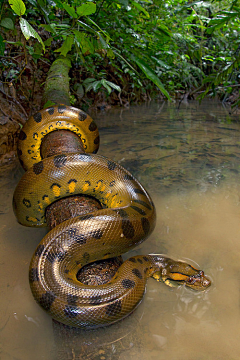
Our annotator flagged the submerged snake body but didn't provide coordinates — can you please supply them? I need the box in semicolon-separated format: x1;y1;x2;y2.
13;105;211;328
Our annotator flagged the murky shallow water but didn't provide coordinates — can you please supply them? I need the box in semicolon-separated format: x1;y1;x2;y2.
1;100;240;359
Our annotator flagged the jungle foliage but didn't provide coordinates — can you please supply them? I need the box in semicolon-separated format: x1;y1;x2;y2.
0;0;240;107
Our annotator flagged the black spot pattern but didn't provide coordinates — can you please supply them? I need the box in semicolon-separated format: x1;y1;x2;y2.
141;217;150;235
65;228;87;244
67;294;78;306
130;206;146;216
53;154;67;168
137;258;143;264
89;295;102;305
89;121;97;132
90;229;103;239
133;188;145;195
117;209;128;218
23;198;31;208
39;291;56;311
46;251;57;263
68;178;77;184
19;130;27;140
84;180;91;187
56;251;66;261
35;244;44;256
143;256;149;262
122;279;135;289
122;219;135;238
19;159;24;168
107;161;116;170
58;105;66;113
124;174;134;181
132;268;142;279
50;183;61;190
109;180;115;187
75;234;87;244
134;199;152;210
29;268;39;282
17;148;22;157
128;257;137;263
106;300;122;317
94;136;99;144
33;112;42;123
33;161;44;175
79;214;94;221
48;107;54;115
64;305;78;318
78;111;88;121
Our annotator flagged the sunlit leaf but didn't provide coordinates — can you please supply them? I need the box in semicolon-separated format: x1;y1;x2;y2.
8;0;26;16
20;18;45;51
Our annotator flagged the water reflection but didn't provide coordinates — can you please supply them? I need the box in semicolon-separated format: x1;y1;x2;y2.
1;100;240;359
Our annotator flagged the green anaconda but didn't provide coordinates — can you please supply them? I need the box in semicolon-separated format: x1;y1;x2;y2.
13;105;211;328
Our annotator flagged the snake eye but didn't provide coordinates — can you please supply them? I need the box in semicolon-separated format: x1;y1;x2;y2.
187;277;196;284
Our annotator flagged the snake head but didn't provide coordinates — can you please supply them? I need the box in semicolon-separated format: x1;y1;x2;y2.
151;256;211;291
181;270;211;290
163;265;211;291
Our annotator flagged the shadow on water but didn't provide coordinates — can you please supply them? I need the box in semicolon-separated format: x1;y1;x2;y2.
1;100;240;359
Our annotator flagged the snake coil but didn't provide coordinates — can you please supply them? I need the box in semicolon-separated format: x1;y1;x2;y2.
13;105;211;328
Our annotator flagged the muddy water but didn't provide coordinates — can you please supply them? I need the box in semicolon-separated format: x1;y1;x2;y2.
1;100;240;359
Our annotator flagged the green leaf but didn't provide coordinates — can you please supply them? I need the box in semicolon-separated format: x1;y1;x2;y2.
0;35;5;56
92;80;102;92
20;18;45;51
44;37;53;46
43;100;56;109
101;79;112;94
55;35;74;56
105;80;121;92
151;57;171;70
62;3;77;18
1;18;14;30
118;0;128;5
134;57;171;101
73;30;94;54
83;77;96;84
87;17;111;39
132;1;149;18
8;0;26;16
76;3;96;17
40;24;56;33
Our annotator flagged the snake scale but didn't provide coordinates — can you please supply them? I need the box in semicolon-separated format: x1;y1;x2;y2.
13;105;211;328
